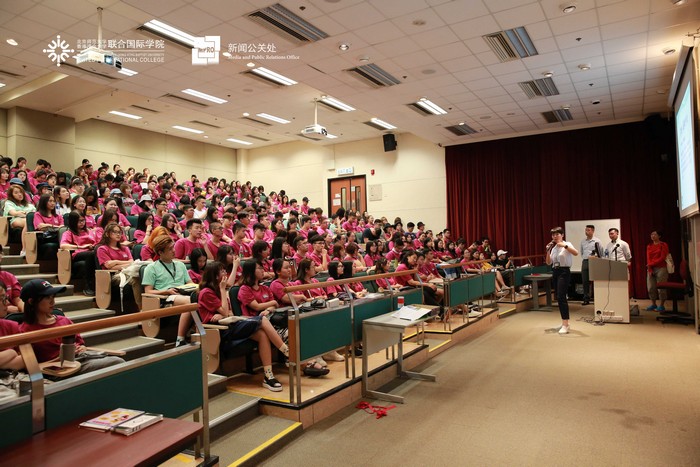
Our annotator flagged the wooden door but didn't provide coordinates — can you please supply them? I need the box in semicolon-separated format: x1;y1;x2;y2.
328;175;366;216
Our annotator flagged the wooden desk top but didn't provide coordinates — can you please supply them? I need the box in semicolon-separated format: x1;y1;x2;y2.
4;417;202;467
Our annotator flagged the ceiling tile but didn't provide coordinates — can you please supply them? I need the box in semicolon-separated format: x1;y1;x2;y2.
493;3;547;30
433;0;490;25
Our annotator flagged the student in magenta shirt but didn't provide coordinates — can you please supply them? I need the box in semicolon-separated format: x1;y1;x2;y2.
198;262;288;392
187;248;207;284
174;218;206;261
237;260;278;317
60;211;99;295
18;279;124;371
292;259;327;299
373;258;399;292
70;196;96;229
95;222;142;309
269;258;309;307
33;193;64;231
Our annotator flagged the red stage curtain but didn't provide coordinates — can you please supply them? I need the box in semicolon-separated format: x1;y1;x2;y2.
445;121;679;298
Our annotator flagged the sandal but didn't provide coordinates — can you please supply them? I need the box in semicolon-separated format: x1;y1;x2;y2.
303;361;330;377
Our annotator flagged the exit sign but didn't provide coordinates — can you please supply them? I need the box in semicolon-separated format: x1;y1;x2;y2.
337;167;354;176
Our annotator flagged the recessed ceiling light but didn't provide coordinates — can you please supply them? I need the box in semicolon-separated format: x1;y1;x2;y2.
172;125;204;134
543;71;554;78
249;67;297;86
663;47;676;55
0;83;6;88
227;137;253;145
203;135;209;138
118;67;138;77
256;113;291;124
109;110;142;120
242;112;250;117
140;19;195;48
339;43;350;51
246;62;255;68
561;105;571;110
416;97;447;115
578;64;591;71
6;39;18;46
326;134;338;139
561;4;577;13
370;118;396;130
222;52;232;58
181;88;228;104
671;0;686;5
320;96;355;112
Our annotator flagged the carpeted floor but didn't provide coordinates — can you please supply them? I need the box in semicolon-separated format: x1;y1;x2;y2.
262;304;700;466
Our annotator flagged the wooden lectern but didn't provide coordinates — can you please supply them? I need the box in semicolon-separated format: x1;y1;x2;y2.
589;256;630;323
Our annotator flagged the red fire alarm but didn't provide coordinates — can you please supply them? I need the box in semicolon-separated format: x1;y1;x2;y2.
371;169;375;175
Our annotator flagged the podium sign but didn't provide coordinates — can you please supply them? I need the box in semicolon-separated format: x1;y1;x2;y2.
588;257;630;323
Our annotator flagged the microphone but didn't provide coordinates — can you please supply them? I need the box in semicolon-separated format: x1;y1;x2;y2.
612;244;619;252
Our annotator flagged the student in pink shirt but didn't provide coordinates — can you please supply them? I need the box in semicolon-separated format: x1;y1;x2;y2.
96;222;142;308
133;212;154;244
205;221;227;260
307;235;329;273
19;279;124;371
152;197;168;228
187;248;207;284
293;258;327;299
174;218;206;261
0;283;24;370
297;215;314;239
231;223;252;259
299;197;310;215
363;241;380;268
217;244;242;287
373;258;400;291
198;261;288;392
344;242;367;272
60;211;98;296
33;193;64;233
252;240;274;280
292;236;309;265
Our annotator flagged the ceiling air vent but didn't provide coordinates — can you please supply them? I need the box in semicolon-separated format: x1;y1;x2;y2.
241;116;272;126
519;78;559;98
407;103;433;116
130;104;159;113
541;109;573;123
162;93;208;107
446;124;478;136
189;120;222;129
483;26;538;63
248;3;329;43
346;64;401;88
245;134;271;142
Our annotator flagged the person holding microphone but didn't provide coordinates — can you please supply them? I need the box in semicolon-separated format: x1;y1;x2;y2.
546;227;579;334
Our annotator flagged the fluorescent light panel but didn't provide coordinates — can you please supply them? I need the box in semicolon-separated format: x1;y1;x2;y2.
109;110;142;120
172;125;204;134
141;19;195;47
320;96;355;111
0;83;5;88
416;98;447;115
227;138;253;145
118;67;138;76
181;88;227;104
370;118;396;130
256;113;290;124
326;134;338;139
250;67;297;85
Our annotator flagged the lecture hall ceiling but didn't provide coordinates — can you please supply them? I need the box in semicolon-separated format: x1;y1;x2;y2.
0;0;698;149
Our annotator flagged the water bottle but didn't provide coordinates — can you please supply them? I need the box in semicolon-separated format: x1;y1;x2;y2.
604;249;609;258
397;296;404;308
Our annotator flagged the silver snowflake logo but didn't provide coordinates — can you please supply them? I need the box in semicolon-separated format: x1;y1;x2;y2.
43;35;74;67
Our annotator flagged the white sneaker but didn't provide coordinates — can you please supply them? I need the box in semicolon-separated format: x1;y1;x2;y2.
322;351;345;362
558;325;570;334
468;310;482;318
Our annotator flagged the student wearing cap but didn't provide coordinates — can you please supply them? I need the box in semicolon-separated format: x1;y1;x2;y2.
130;193;153;216
19;279;125;373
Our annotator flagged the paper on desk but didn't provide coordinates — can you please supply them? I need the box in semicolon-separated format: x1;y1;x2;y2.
391;305;429;321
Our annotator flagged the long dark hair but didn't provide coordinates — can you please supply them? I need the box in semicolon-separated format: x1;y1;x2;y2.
189;248;207;274
241;259;258;287
200;261;223;300
296;258;314;282
136;212;153;232
37;193;57;217
216;244;234;274
66;210;86;234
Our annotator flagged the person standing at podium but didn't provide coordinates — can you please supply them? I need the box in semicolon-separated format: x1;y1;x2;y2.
546;227;579;334
604;228;631;262
645;230;669;312
580;225;603;306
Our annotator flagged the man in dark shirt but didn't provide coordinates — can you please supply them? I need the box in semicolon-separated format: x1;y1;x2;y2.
362;219;384;243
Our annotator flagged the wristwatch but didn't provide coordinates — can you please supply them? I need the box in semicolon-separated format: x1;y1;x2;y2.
564;244;569;249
